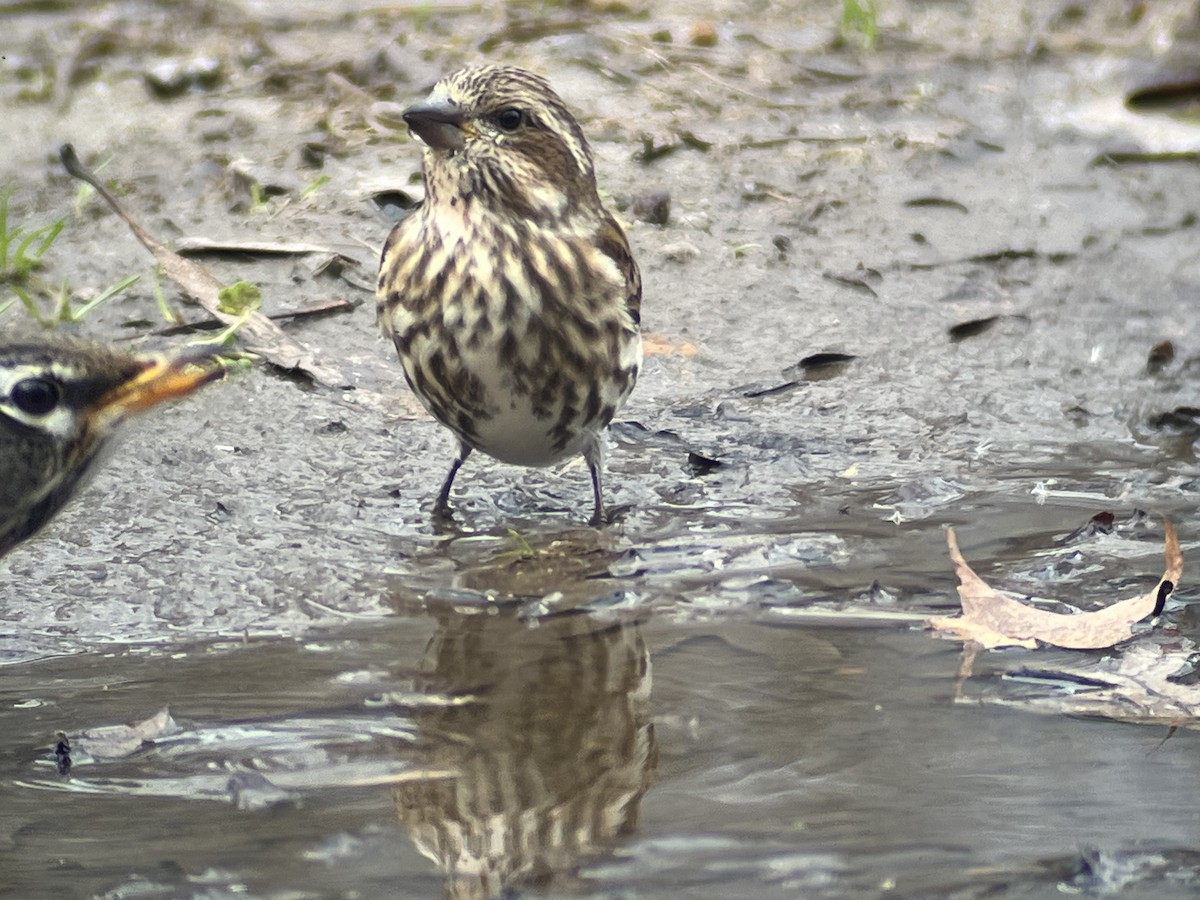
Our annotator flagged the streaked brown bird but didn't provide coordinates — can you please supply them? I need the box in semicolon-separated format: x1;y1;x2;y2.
0;333;224;558
377;65;642;525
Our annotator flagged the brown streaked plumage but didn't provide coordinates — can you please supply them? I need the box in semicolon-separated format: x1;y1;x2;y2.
376;65;642;525
0;333;225;558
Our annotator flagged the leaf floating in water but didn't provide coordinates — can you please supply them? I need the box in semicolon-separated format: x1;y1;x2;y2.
927;520;1182;650
67;707;179;760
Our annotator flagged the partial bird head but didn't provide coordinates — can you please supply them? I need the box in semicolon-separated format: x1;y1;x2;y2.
403;65;601;225
0;333;225;558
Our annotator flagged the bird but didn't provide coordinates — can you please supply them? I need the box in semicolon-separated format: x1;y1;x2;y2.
0;332;224;558
376;65;642;526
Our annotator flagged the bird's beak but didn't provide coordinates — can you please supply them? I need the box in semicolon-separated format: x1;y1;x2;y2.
91;350;225;425
403;99;466;153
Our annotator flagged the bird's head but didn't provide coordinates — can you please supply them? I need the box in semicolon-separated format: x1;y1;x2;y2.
0;334;224;556
403;65;601;225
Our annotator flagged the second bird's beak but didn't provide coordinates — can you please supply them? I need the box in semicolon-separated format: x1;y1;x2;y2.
91;350;225;428
403;100;466;153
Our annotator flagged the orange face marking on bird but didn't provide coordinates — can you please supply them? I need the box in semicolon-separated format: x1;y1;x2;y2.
0;335;229;558
89;350;226;429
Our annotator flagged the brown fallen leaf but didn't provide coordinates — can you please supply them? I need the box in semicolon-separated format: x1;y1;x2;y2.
928;520;1182;650
59;144;349;389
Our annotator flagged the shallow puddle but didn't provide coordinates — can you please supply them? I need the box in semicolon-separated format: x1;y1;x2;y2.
4;594;1200;897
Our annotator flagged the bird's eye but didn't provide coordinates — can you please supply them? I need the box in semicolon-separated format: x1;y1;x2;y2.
495;107;524;132
11;376;62;416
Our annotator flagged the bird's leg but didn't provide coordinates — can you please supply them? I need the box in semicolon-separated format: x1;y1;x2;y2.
434;444;472;520
587;455;605;527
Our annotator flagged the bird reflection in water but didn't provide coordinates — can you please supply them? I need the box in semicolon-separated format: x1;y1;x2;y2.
394;603;657;898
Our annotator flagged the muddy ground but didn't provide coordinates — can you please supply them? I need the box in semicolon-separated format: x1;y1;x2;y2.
2;0;1200;897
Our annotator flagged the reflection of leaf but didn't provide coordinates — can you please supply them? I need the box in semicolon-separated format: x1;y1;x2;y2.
982;642;1200;727
928;521;1182;650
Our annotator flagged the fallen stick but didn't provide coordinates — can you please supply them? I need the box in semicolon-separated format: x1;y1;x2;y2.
59;143;350;389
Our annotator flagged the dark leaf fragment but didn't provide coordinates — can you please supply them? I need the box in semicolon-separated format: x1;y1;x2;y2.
686;451;724;476
904;196;969;214
1127;74;1200;110
822;266;880;296
1147;339;1175;373
1149;406;1200;433
948;314;1030;342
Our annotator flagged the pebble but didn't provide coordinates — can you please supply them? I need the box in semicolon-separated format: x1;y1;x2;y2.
632;190;671;226
689;20;718;47
658;240;701;262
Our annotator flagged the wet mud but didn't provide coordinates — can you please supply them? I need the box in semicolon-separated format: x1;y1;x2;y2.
2;0;1200;896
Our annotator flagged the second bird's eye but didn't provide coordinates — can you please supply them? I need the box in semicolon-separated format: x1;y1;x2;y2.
495;107;524;132
11;376;62;416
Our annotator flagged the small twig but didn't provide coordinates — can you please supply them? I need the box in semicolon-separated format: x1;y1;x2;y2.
58;144;350;388
152;297;356;337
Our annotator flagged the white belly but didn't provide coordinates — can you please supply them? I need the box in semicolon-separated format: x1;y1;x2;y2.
473;398;592;466
449;340;603;466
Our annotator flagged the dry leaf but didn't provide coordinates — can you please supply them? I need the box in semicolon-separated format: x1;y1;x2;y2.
928;520;1181;650
59;144;349;389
